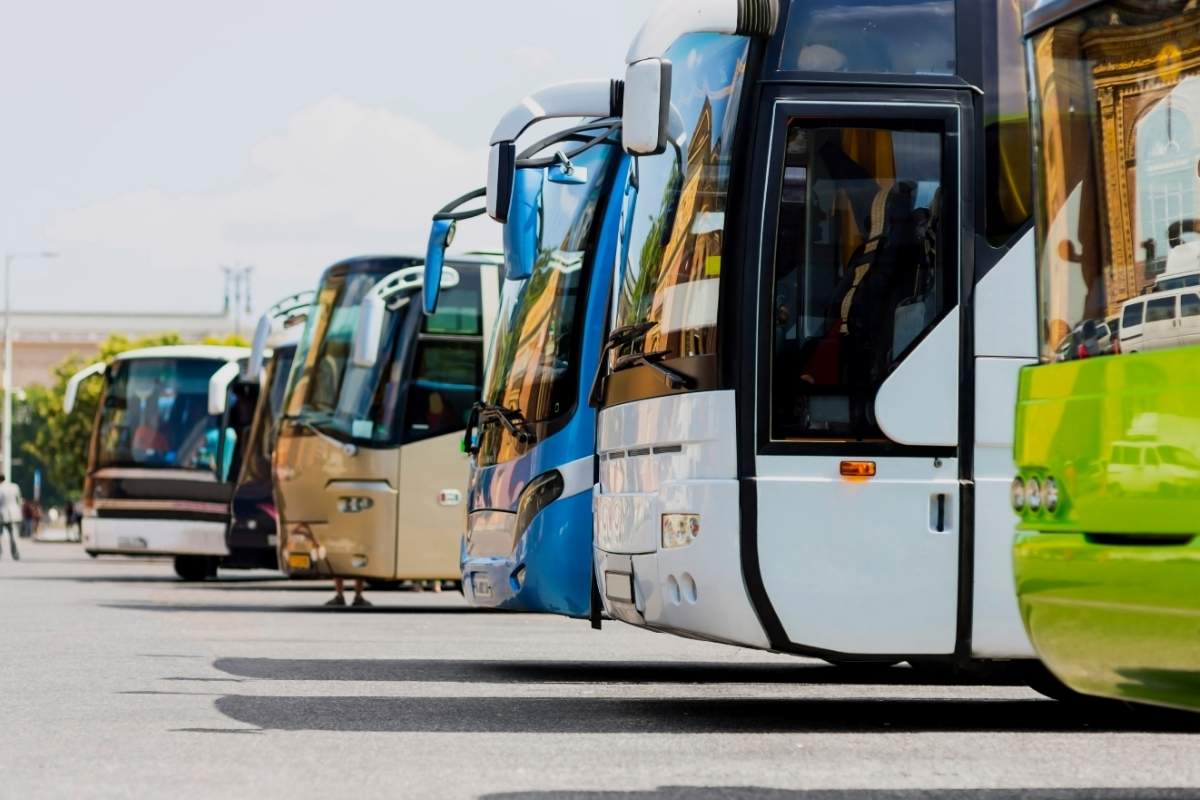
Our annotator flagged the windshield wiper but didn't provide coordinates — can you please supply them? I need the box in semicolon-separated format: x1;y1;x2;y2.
611;349;696;390
589;321;684;406
463;400;536;454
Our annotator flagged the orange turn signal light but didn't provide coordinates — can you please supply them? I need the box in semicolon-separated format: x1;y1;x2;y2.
840;460;876;478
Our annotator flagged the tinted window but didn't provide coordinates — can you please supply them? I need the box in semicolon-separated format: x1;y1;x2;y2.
339;269;482;446
478;139;618;467
238;345;296;486
1183;294;1200;317
779;0;955;75
768;123;950;441
985;0;1035;244
96;358;225;472
1122;302;1144;328
1030;3;1200;361
1147;296;1176;322
613;33;750;368
403;339;481;444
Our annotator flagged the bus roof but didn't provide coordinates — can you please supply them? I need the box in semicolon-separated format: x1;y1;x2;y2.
315;253;502;286
113;345;250;363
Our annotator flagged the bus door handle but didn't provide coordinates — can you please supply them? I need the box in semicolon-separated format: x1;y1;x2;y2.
930;493;951;533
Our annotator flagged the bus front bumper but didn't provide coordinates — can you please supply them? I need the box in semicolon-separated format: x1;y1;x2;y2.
1015;530;1200;712
83;517;229;557
461;491;593;618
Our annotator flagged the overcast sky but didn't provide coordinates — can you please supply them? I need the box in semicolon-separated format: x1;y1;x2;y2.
0;1;651;320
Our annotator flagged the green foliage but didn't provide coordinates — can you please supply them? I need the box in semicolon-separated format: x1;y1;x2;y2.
20;332;189;501
202;333;250;348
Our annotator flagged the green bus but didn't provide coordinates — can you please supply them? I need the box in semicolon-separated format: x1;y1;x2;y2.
1013;0;1200;711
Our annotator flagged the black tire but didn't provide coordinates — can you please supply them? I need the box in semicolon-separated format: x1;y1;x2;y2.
1024;663;1131;710
174;555;212;581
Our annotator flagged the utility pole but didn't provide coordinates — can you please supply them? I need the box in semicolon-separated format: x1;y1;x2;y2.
3;251;57;481
221;265;254;340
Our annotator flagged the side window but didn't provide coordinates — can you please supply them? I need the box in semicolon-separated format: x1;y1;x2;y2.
424;269;482;335
1182;294;1200;318
402;338;482;444
1122;302;1144;328
1146;447;1160;467
769;122;950;441
985;0;1036;244
1146;297;1177;323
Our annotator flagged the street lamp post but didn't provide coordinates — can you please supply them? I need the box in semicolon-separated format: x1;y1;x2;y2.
3;251;57;480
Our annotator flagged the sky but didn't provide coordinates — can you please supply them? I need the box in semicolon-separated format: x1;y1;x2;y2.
0;0;652;321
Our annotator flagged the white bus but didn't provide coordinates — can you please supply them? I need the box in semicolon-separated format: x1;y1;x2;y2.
66;345;251;580
592;0;1040;669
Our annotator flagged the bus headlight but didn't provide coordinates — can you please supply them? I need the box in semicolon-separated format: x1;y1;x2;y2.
1010;477;1025;512
1042;477;1059;514
514;470;564;543
1026;478;1042;513
662;513;700;549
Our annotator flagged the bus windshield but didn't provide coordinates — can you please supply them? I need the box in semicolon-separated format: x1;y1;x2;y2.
238;345;295;485
1030;1;1200;361
476;137;619;467
613;33;750;369
285;259;483;446
95;358;226;472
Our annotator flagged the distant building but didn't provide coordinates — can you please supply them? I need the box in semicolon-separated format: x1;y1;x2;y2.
5;309;236;389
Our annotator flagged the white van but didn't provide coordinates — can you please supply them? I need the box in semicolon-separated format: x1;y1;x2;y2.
1118;287;1200;352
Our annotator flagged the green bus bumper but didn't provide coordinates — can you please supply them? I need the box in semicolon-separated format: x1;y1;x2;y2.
1014;530;1200;711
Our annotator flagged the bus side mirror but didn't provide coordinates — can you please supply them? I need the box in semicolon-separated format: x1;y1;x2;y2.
487;142;516;223
424;219;455;315
503;168;544;281
64;362;105;414
352;293;387;369
208;362;241;417
623;58;672;156
244;313;272;383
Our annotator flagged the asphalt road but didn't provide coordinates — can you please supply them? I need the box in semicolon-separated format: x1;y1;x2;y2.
2;538;1198;800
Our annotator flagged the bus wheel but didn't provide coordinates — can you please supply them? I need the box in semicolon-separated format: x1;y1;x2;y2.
174;556;212;581
1025;664;1130;711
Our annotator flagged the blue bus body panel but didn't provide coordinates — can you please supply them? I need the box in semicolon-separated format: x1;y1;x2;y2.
461;155;629;618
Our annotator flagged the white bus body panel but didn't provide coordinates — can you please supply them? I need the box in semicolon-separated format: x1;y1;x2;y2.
969;231;1038;658
875;309;959;447
595;390;769;648
756;454;960;654
83;517;229;557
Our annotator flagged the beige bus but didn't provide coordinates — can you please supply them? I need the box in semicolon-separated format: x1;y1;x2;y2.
273;254;500;587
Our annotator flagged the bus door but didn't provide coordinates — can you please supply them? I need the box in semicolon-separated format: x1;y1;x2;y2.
750;95;968;656
393;265;497;579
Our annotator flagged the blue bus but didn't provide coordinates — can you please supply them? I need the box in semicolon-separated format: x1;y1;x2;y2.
424;80;627;618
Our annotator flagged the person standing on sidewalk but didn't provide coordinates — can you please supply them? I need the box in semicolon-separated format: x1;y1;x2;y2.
0;475;23;560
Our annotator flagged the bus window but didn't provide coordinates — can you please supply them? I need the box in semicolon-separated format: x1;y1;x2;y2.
96;358;223;472
985;0;1035;245
403;339;481;444
614;33;750;372
779;0;955;75
769;122;950;441
1030;6;1200;361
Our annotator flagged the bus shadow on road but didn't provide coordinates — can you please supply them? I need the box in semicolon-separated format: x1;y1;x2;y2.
482;790;1200;800
212;694;1196;735
211;657;984;686
479;790;1200;800
101;602;483;614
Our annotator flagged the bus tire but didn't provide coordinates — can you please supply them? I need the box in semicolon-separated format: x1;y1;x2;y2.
174;555;212;582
